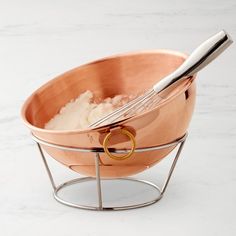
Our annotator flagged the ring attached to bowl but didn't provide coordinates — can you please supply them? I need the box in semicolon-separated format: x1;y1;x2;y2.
103;129;136;160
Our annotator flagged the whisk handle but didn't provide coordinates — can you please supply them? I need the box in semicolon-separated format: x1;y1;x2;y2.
153;30;233;93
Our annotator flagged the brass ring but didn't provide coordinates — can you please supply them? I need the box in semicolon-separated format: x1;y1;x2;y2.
103;129;136;160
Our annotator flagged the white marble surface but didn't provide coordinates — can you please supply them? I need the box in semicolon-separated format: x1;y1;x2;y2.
0;0;236;235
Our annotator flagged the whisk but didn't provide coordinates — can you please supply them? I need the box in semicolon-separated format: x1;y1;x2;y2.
89;30;233;128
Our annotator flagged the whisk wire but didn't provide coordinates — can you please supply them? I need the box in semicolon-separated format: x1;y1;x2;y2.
89;89;155;127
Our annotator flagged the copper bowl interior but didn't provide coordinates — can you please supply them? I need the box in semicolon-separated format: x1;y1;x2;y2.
24;51;189;129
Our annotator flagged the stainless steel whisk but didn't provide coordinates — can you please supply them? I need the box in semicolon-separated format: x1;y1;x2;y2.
89;30;233;128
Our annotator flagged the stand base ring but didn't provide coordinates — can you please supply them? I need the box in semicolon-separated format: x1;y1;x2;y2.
53;177;163;211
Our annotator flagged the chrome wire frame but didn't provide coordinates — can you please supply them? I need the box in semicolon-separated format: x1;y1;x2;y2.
32;133;187;211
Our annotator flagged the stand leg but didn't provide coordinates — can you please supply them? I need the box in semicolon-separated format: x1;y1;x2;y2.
94;153;103;210
36;143;56;190
161;139;186;195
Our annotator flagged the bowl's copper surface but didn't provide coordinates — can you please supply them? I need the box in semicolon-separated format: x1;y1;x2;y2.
21;50;196;177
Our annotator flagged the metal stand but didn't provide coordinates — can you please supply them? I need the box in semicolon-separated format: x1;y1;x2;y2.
32;133;187;211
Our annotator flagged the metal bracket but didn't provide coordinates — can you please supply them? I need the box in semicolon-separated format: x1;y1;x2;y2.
34;133;187;211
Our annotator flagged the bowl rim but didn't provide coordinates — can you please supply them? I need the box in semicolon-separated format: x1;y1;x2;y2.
21;49;194;134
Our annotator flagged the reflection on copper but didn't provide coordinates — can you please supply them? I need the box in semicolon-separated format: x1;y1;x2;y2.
21;50;196;177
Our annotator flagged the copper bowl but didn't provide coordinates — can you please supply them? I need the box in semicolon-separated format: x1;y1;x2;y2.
21;50;196;178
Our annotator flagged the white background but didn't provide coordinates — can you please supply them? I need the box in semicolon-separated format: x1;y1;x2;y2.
0;0;235;235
